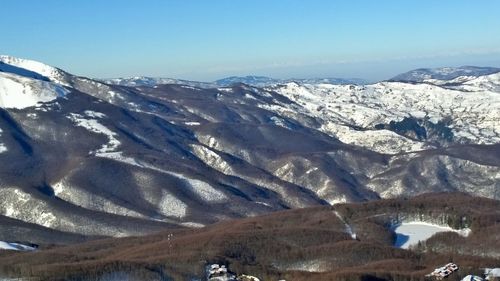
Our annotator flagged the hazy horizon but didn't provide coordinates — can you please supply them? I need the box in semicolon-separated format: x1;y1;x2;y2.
2;0;500;81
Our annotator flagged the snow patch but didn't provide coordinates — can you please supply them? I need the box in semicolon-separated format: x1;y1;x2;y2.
0;129;6;153
393;221;471;249
27;112;38;119
67;113;120;154
0;188;57;228
180;85;200;91
52;181;65;196
84;110;106;118
329;195;348;205
107;90;125;100
255;201;272;207
190;180;228;202
190;144;234;175
131;171;188;219
97;151;140;166
218;88;233;93
244;93;257;100
269;116;291;129
333;210;357;239
0;72;68;109
180;222;205;228
170;171;228;203
158;192;187;218
0;241;36;251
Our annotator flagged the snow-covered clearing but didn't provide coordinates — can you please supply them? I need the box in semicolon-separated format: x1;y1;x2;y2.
393;221;470;249
0;241;36;251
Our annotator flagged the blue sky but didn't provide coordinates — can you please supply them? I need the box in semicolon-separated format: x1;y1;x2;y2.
2;0;500;81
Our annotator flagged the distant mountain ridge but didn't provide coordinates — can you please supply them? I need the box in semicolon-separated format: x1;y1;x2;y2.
215;75;368;86
389;66;500;83
104;67;500;88
103;75;368;88
102;76;216;88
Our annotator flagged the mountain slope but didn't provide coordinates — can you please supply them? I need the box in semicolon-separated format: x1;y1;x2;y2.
0;56;499;241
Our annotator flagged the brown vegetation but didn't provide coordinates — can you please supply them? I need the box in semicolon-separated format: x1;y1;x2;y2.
0;193;498;281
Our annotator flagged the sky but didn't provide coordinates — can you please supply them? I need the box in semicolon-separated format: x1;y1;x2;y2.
1;0;500;82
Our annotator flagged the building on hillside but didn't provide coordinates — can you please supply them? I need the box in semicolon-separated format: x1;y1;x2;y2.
207;264;237;281
426;263;459;280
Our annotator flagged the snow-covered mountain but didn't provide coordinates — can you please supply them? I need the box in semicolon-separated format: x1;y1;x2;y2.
389;66;500;83
214;75;368;87
214;75;279;87
0;55;499;242
104;75;368;88
103;76;216;88
269;80;500;150
0;55;73;87
287;77;368;85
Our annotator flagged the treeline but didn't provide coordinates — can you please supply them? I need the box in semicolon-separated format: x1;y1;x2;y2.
336;192;500;230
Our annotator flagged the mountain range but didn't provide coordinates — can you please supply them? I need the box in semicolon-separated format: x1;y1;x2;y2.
102;75;368;88
103;66;500;88
0;55;499;244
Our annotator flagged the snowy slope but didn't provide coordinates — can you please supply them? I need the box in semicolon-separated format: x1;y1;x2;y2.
452;72;500;92
0;55;71;86
268;81;500;153
0;241;36;251
0;72;68;109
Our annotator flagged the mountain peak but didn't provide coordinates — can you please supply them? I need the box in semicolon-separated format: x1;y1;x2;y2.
0;55;71;87
0;55;70;109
